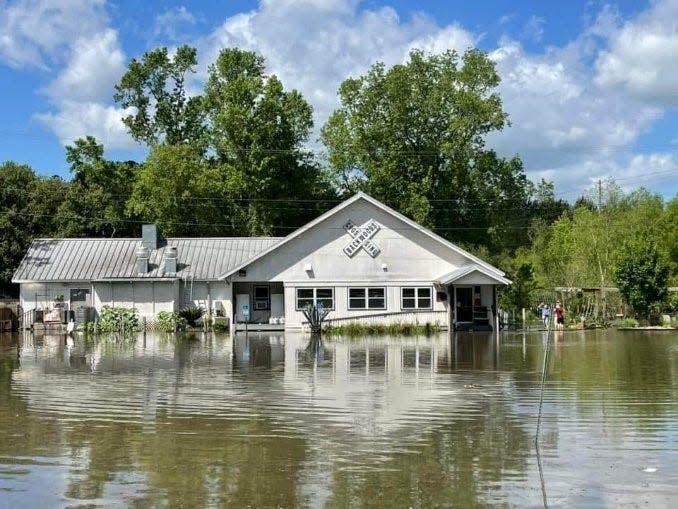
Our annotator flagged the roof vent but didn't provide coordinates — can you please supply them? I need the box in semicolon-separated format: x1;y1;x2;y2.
164;246;178;274
136;245;150;274
141;224;158;251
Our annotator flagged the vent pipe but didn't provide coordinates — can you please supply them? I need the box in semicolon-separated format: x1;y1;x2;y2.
136;245;150;274
164;246;178;274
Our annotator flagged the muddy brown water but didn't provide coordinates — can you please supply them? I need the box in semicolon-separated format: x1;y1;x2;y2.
1;329;676;508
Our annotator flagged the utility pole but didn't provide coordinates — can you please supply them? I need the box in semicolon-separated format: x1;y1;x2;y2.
598;179;602;212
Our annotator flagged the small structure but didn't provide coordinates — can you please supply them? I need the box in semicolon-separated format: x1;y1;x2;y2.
13;192;511;331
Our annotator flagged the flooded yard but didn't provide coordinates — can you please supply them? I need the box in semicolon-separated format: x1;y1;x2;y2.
1;329;677;507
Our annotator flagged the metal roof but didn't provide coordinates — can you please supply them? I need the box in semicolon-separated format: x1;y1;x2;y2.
12;237;281;282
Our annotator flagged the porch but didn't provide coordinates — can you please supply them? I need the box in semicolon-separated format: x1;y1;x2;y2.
233;282;285;330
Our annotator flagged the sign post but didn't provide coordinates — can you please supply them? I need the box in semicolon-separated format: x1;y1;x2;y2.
242;303;250;337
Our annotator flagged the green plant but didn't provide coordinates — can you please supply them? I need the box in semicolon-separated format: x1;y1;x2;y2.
178;306;204;327
212;320;229;332
617;317;639;328
323;321;441;336
98;306;139;334
156;311;187;332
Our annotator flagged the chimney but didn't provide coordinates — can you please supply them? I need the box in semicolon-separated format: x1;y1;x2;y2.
164;246;178;274
136;245;150;274
141;224;158;251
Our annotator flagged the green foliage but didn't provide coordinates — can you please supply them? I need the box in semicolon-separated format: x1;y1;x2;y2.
212;320;229;332
614;238;670;320
114;45;206;148
0;162;66;289
320;48;534;253
616;317;640;328
178;306;204;328
156;311;187;332
126;144;225;236
98;306;139;334
56;136;139;237
324;321;441;336
499;252;536;311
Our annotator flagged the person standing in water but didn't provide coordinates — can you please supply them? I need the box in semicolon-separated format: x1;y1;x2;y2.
554;301;565;330
539;303;551;329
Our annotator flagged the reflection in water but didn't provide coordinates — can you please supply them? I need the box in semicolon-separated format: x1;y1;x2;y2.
0;330;677;507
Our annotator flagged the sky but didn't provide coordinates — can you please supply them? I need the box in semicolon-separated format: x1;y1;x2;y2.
0;0;677;201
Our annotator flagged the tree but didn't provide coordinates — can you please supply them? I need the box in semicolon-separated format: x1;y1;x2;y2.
0;162;66;290
114;45;206;148
614;238;670;321
56;136;139;237
321;48;529;251
126;144;226;236
204;48;334;235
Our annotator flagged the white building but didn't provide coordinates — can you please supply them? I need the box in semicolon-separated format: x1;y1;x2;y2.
13;192;510;331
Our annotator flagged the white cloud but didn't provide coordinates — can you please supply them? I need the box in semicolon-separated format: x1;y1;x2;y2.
153;6;196;41
595;0;678;105
0;0;107;69
35;101;135;149
42;29;125;103
200;0;475;144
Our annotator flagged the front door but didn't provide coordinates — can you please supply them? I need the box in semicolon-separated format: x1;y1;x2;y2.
455;287;473;322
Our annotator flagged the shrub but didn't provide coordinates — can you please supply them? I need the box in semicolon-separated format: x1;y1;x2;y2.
617;317;639;328
324;321;441;336
178;306;204;327
157;311;187;332
99;306;139;334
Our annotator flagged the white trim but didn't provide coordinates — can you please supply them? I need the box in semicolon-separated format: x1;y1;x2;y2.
437;264;511;286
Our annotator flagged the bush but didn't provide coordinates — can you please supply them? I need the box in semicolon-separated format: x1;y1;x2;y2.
617;317;639;328
99;306;139;334
324;321;441;336
178;306;204;327
157;311;187;332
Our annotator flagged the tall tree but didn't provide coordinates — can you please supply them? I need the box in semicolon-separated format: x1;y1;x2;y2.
321;48;528;250
0;162;66;290
204;48;333;235
126;144;226;236
114;45;206;148
56;136;139;237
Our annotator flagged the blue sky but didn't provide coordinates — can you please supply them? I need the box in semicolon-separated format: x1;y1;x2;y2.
1;0;676;200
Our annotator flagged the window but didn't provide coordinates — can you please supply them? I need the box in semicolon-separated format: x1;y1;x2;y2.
348;287;386;309
401;287;432;309
296;288;334;310
254;285;270;310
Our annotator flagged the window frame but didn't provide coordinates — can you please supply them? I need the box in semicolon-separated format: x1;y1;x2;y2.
348;287;386;310
295;287;335;311
400;287;433;310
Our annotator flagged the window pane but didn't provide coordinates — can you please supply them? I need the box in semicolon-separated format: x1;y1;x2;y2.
402;288;415;298
402;298;416;309
368;298;385;309
349;298;366;309
368;288;384;298
418;298;431;309
316;288;333;299
317;298;333;309
255;286;269;298
349;288;365;299
297;289;313;299
297;298;314;309
417;288;431;299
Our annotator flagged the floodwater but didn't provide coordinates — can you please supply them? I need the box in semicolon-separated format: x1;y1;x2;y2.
0;330;676;508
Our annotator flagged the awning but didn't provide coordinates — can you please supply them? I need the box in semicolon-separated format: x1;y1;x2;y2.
437;264;512;286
